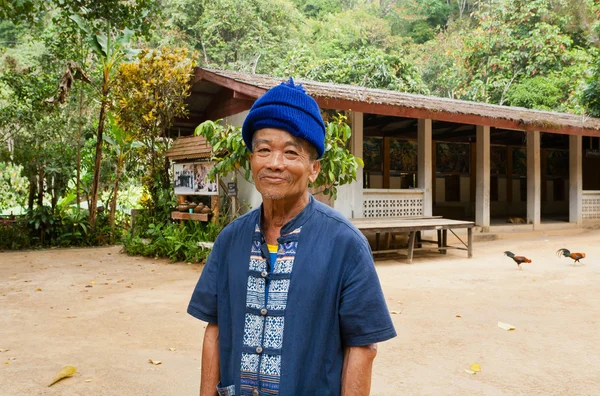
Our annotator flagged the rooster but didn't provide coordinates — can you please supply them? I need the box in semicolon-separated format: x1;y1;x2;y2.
556;248;585;265
504;251;532;270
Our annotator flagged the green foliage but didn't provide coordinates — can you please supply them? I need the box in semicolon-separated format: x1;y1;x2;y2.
167;0;303;73
195;120;252;180
122;220;223;263
0;162;29;212
316;114;363;199
279;47;429;94
583;52;600;117
0;219;30;250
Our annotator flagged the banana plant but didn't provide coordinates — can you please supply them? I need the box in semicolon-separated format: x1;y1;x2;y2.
103;112;143;233
70;14;139;230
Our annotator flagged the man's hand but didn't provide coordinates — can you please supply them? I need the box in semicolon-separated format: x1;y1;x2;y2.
200;323;220;396
341;344;378;396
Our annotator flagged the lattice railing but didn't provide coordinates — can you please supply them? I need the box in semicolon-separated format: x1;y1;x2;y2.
363;189;424;218
582;191;600;220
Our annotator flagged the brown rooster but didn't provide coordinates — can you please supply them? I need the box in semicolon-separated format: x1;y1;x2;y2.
556;248;585;265
504;251;532;270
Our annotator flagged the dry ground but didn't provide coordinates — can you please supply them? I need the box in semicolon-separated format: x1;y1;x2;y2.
1;229;599;395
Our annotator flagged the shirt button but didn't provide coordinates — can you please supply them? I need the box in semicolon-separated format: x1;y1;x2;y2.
261;271;268;278
256;346;263;354
260;308;267;316
252;390;259;396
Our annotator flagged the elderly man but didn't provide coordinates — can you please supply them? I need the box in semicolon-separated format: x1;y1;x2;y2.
188;79;396;396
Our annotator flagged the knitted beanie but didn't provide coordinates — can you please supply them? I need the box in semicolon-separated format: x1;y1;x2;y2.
242;78;326;158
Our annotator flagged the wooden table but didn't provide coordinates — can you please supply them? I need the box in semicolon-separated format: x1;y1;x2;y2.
350;217;475;263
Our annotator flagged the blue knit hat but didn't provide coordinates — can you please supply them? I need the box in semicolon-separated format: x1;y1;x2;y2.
242;78;326;158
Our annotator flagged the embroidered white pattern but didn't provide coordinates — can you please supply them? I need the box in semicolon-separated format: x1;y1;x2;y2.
241;352;260;372
243;313;265;347
263;317;285;349
238;225;302;394
267;279;290;310
249;257;267;271
246;277;266;309
273;259;294;274
260;355;282;376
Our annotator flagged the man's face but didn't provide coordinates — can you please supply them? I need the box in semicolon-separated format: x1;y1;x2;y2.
250;128;320;202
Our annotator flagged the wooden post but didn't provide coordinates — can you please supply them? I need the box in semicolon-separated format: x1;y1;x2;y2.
470;142;476;203
476;125;490;231
211;195;220;223
526;131;541;227
350;111;364;218
432;140;437;206
418;119;433;216
506;147;513;203
569;135;583;224
383;137;391;189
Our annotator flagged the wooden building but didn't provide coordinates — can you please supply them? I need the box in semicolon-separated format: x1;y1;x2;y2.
170;67;600;231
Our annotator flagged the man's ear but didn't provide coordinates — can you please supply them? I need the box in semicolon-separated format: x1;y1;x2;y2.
308;160;321;183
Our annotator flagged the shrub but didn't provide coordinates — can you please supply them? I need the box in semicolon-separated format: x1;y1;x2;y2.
122;219;224;263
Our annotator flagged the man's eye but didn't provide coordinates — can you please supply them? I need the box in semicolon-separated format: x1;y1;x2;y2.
286;150;298;156
257;148;270;153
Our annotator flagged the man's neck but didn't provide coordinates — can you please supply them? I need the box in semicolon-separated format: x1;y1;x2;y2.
262;193;310;243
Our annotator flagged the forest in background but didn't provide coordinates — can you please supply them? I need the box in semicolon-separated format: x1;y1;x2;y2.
1;0;599;253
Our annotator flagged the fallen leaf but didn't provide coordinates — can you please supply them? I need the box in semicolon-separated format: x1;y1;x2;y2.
8;357;16;361
498;321;515;331
470;363;481;372
36;288;42;291
85;379;92;383
0;349;9;353
67;316;77;319
464;369;476;375
148;359;162;365
456;315;462;318
90;281;96;284
48;365;77;387
24;280;31;282
85;285;93;288
169;348;176;352
390;310;402;314
5;361;9;365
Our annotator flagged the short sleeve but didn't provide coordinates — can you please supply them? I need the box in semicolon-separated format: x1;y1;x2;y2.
187;241;220;324
339;242;397;346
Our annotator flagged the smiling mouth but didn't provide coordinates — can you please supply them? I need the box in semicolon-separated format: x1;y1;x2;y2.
262;176;287;183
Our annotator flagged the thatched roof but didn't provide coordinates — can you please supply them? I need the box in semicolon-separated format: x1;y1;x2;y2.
165;135;211;161
176;68;600;138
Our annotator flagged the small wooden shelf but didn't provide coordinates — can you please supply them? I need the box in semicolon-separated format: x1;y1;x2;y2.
171;211;210;222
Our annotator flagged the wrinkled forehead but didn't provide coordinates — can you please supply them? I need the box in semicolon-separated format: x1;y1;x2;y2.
253;128;308;149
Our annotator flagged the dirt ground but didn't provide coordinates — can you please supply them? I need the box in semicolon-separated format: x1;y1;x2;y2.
1;228;599;396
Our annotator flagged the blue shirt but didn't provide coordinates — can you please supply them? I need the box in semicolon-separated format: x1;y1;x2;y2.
188;196;396;395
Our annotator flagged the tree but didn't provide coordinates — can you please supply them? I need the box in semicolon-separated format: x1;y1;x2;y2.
69;14;139;229
112;47;195;215
167;0;303;73
102;114;142;232
277;47;429;94
460;0;590;106
0;162;29;212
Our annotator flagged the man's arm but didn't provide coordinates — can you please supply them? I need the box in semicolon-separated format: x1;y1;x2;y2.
341;344;378;396
200;323;220;396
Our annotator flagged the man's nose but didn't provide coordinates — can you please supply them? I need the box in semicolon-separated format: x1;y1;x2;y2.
266;151;285;170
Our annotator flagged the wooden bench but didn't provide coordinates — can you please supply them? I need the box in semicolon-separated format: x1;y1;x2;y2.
350;217;475;263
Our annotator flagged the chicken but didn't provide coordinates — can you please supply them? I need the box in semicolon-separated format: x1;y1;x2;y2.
504;251;532;270
556;248;585;265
